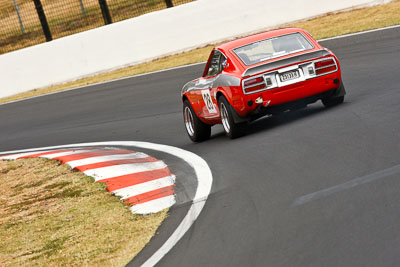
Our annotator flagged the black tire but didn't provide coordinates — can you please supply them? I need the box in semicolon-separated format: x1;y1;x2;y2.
322;95;344;107
183;100;211;142
322;83;345;107
218;96;247;139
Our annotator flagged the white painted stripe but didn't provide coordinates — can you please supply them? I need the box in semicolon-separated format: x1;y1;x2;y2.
130;195;176;215
112;175;176;200
41;149;101;159
84;161;167;181
318;24;400;42
1;25;399;108
0;150;56;159
66;152;149;168
0;61;206;107
0;148;104;160
292;164;400;207
0;141;213;267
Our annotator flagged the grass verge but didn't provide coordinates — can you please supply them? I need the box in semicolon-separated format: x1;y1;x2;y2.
1;0;400;105
0;158;167;266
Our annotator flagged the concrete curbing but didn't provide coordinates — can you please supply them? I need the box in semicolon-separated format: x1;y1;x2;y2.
0;146;177;214
0;141;213;266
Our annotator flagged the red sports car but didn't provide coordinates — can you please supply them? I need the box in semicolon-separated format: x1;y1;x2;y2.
182;28;346;141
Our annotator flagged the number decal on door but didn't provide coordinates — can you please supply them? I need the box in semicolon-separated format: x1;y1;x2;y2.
201;90;217;114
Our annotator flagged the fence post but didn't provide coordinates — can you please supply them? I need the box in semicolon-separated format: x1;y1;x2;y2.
164;0;173;8
79;0;86;18
33;0;52;41
13;0;24;34
98;0;112;25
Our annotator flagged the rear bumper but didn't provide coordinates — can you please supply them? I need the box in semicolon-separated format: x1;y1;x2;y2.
231;78;345;123
234;72;342;118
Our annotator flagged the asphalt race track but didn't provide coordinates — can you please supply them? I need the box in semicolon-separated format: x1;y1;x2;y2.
1;26;400;266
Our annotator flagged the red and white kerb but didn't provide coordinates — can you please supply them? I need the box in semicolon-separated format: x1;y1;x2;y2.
0;147;176;215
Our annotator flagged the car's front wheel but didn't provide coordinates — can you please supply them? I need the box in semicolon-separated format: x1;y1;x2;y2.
219;96;247;139
183;100;211;142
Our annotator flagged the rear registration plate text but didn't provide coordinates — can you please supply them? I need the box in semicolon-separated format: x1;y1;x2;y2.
280;70;300;82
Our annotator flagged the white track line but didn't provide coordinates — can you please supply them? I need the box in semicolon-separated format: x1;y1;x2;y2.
0;149;58;159
2;25;398;107
0;24;397;265
0;148;95;159
292;164;400;207
66;152;148;168
112;175;176;200
318;24;400;42
84;161;167;181
41;149;101;159
0;61;206;107
130;195;176;215
0;141;213;267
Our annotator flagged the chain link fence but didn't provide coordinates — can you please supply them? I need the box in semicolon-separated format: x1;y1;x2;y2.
0;0;194;54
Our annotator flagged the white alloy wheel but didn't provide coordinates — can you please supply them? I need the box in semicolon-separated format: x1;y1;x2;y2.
220;102;231;134
184;106;195;137
182;100;211;142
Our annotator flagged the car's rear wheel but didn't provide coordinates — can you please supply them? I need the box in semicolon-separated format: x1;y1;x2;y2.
183;100;211;142
322;83;345;107
219;96;247;139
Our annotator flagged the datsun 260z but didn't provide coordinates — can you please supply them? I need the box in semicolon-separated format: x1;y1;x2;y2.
181;28;346;142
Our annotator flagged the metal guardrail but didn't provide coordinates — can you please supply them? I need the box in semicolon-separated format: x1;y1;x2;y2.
0;0;194;54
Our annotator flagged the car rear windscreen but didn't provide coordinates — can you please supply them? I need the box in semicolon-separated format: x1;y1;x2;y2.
233;33;314;66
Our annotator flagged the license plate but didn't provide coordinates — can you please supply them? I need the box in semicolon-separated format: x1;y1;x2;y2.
280;70;300;82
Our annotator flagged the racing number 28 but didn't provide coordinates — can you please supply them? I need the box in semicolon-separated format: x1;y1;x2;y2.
201;90;217;114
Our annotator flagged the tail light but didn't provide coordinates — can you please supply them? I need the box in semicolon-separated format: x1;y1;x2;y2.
244;77;264;87
315;58;336;75
242;57;338;94
243;77;266;93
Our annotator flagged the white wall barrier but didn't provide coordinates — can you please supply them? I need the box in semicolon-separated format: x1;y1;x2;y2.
0;0;392;99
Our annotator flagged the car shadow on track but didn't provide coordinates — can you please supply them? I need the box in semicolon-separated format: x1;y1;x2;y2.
247;101;349;136
206;101;349;141
248;102;345;135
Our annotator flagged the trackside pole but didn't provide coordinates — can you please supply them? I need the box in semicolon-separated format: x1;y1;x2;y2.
164;0;173;8
33;0;52;41
98;0;112;25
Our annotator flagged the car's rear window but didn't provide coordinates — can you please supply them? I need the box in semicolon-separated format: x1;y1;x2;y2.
233;32;314;66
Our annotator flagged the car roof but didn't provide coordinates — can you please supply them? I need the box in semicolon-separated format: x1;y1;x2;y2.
216;28;310;52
